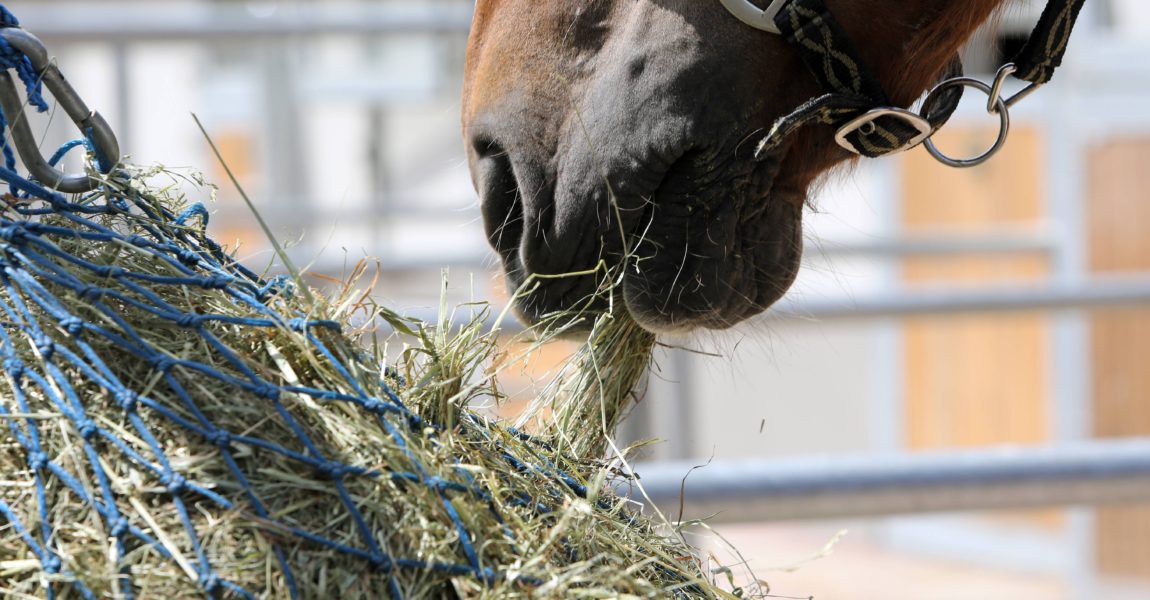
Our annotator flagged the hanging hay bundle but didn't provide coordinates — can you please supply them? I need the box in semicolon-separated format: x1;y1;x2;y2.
0;12;750;598
0;168;721;598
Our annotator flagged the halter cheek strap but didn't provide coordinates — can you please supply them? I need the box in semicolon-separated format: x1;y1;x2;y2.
764;0;961;159
1012;0;1086;85
722;0;1087;164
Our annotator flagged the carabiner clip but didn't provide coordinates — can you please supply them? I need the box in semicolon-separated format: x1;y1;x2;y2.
0;27;120;193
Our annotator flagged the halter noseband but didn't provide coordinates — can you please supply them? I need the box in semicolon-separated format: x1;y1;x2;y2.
720;0;1086;168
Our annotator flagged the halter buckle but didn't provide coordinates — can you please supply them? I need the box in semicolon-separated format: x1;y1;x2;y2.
834;108;932;156
718;0;790;35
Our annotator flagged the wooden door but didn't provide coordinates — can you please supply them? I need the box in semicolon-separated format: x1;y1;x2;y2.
901;126;1052;451
1088;139;1150;579
900;126;1058;528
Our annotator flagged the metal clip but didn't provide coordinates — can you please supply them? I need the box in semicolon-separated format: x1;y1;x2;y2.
987;63;1042;114
0;27;120;193
834;107;933;156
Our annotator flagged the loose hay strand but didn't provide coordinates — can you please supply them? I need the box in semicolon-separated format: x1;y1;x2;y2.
523;313;656;458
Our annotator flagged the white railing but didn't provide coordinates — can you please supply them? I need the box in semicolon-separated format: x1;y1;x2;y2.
627;438;1150;522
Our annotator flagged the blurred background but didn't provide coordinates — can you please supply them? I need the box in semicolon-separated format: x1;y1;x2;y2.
6;1;1150;598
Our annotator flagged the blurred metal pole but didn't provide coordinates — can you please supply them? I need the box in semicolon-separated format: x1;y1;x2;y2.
378;275;1150;333
769;277;1150;321
12;4;475;40
625;439;1150;523
261;41;309;228
112;42;132;157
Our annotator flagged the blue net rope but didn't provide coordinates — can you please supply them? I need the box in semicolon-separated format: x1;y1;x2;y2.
0;16;663;598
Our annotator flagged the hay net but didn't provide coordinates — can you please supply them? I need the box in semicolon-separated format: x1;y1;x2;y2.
0;6;710;599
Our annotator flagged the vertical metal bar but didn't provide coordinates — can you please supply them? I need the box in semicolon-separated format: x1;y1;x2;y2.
669;347;694;460
639;346;696;461
112;42;132;158
367;106;390;253
615;370;652;456
872;158;905;456
1043;22;1098;593
261;39;309;233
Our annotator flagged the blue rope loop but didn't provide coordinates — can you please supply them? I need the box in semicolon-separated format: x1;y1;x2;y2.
48;139;91;169
116;390;139;412
0;15;49;199
0;6;19;28
0;35;47;112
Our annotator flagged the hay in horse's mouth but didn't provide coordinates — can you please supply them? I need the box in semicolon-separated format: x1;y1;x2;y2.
490;146;802;334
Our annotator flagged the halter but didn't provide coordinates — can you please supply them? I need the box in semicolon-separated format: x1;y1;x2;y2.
719;0;1086;167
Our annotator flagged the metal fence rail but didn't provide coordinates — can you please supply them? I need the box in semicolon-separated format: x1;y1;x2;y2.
12;3;475;39
772;275;1150;321
387;274;1150;334
625;438;1150;523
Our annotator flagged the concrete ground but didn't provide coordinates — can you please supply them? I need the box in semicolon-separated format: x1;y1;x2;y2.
698;522;1073;600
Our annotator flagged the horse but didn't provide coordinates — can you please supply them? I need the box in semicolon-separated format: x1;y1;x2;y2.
461;0;1078;333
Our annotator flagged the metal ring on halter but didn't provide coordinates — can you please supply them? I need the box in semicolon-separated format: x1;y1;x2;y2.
921;78;1010;169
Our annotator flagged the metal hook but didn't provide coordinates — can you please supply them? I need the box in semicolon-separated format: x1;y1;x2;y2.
0;27;120;193
986;63;1043;114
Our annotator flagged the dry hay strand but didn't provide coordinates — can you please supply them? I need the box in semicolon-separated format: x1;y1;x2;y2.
519;313;656;459
0;166;744;599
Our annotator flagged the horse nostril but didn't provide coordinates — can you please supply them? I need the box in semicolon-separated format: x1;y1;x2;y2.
473;139;524;257
472;134;505;160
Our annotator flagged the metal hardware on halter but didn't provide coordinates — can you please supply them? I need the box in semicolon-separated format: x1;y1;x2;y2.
722;0;1083;169
987;63;1043;114
922;77;1011;169
834;108;932;156
718;0;790;35
0;27;120;193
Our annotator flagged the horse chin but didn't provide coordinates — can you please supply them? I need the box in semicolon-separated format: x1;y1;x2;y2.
619;175;804;333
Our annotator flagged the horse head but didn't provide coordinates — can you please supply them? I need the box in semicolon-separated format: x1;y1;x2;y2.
463;0;1004;332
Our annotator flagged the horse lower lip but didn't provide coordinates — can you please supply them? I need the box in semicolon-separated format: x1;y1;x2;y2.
614;158;799;331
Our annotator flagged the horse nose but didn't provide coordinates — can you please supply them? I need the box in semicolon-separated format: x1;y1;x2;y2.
471;136;525;260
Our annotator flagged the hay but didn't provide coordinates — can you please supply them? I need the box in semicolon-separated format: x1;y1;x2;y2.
0;161;746;598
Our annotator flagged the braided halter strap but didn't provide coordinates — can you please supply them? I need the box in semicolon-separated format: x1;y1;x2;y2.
720;0;1086;167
